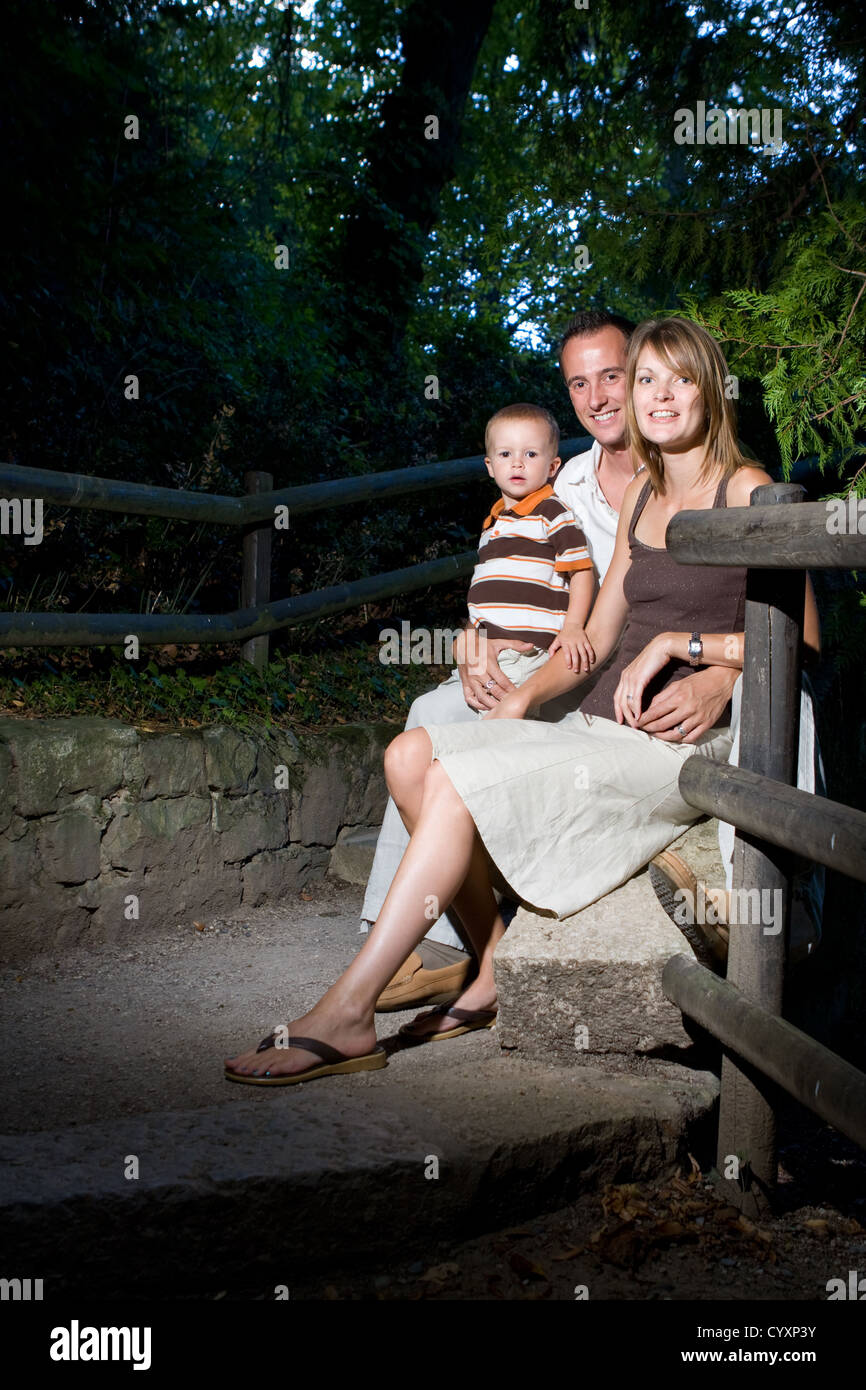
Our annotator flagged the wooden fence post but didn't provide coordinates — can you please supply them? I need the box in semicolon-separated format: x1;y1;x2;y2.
241;471;273;670
716;482;806;1216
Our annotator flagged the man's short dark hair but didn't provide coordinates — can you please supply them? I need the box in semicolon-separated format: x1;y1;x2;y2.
558;310;637;367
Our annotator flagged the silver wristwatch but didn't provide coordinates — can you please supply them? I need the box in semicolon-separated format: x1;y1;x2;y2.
688;632;703;667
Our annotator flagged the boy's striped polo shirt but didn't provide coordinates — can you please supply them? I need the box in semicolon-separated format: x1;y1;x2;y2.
466;483;593;649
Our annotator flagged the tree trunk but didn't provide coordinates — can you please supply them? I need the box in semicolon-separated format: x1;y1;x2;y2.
334;0;496;364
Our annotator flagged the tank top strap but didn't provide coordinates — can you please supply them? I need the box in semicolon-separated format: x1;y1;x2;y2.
712;475;729;508
628;479;654;543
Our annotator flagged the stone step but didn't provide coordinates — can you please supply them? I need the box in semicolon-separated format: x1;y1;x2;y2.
494;819;724;1061
329;825;379;885
0;1056;718;1297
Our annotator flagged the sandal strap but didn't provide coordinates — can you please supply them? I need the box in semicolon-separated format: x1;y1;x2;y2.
441;1006;497;1023
255;1032;347;1064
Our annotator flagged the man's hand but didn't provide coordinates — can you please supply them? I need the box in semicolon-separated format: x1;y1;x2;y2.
549;624;596;673
636;665;738;743
454;628;535;712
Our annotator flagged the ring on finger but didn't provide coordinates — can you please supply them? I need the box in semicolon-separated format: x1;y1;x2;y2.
676;724;686;738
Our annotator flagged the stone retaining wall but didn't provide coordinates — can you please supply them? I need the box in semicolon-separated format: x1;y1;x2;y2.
0;716;390;955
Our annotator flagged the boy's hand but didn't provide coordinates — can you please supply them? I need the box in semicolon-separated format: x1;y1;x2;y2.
549;625;596;673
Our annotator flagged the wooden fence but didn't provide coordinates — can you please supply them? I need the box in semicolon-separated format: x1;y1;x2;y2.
0;439;590;667
664;482;866;1217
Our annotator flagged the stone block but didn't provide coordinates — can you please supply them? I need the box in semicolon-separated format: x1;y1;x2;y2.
493;818;726;1061
89;863;243;942
203;727;257;794
0;718;134;816
242;846;330;906
249;729;301;794
35;808;102;885
101;795;212;872
329;826;378;885
125;732;207;800
212;792;288;864
290;727;387;846
0;817;37;902
0;742;14;834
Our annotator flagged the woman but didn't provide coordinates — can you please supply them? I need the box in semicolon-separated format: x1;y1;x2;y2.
225;317;820;1083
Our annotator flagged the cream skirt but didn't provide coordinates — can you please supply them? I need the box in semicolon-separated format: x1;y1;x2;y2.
422;711;733;920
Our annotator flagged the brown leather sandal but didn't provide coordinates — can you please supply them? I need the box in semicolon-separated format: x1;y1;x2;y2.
224;1033;388;1086
398;1004;497;1043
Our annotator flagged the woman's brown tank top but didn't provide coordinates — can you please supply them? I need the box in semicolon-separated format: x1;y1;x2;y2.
579;476;747;723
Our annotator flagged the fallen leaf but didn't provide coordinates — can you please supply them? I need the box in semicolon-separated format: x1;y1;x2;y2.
804;1218;830;1234
420;1261;461;1283
508;1252;548;1281
194;921;206;932
652;1220;688;1239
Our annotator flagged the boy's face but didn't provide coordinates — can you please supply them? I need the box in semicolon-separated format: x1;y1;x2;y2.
484;418;560;507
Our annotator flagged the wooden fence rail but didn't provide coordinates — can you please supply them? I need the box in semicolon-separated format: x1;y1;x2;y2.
0;438;590;525
663;956;866;1152
678;759;866;884
0;440;588;668
668;498;866;568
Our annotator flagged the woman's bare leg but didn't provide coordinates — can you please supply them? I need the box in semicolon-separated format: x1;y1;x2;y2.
225;736;501;1076
387;735;505;1035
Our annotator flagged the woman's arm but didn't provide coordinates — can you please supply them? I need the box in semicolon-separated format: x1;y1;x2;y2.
620;466;823;728
484;474;643;719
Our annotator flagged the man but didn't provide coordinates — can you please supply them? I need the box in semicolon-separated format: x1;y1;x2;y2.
363;310;740;1009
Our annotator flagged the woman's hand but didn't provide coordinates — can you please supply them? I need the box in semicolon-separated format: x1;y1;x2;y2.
613;634;672;728
482;688;531;721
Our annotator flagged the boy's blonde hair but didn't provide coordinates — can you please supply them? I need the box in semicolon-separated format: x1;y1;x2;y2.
625;318;752;493
485;403;560;457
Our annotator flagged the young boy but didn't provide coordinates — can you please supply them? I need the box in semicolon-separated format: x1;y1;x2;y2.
462;401;596;683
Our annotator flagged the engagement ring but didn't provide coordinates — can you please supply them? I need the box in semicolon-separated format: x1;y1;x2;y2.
677;724;686;737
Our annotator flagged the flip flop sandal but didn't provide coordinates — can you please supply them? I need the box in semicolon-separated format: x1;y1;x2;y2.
398;1004;497;1044
224;1033;388;1086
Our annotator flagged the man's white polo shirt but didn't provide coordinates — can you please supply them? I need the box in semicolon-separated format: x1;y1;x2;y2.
552;438;619;583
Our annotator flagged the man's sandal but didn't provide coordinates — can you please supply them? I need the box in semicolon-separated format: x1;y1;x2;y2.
224;1033;388;1086
398;1004;497;1043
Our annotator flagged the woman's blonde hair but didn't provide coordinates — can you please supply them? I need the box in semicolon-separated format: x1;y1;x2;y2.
625;317;752;493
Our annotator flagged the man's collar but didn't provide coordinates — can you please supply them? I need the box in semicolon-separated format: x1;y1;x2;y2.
482;483;554;530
